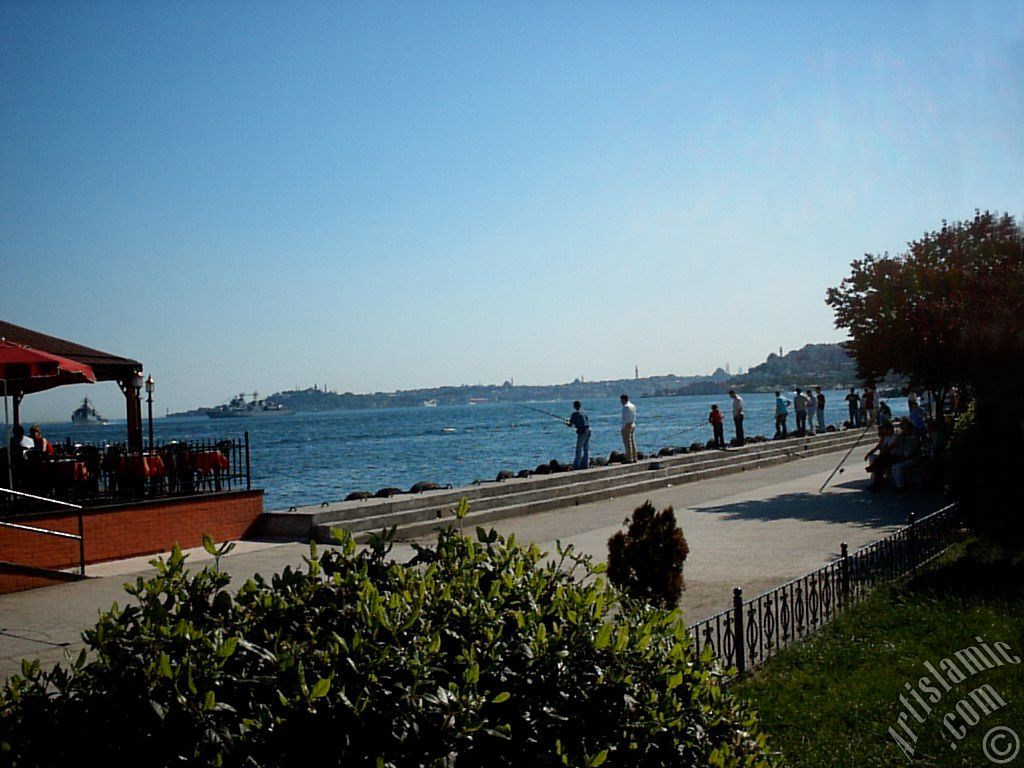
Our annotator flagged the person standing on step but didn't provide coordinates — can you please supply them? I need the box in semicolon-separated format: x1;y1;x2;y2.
845;387;861;428
863;385;876;426
806;386;818;435
816;387;826;432
566;400;591;470
729;389;745;446
793;388;809;433
708;404;725;449
620;393;637;462
774;390;791;438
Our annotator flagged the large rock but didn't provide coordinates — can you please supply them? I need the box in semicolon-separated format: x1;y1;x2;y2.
374;487;404;498
409;481;449;494
495;470;516;482
344;491;373;502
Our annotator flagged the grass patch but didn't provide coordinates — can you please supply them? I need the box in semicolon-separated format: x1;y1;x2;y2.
735;539;1024;766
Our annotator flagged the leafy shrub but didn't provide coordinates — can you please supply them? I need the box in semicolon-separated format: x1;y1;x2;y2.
606;501;689;609
946;402;1024;546
945;403;978;518
0;501;774;767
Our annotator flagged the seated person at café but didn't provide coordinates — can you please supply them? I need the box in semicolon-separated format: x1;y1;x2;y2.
28;424;55;456
8;426;35;479
9;424;34;458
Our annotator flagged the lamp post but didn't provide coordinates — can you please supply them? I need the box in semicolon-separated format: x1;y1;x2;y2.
130;371;144;452
145;375;155;450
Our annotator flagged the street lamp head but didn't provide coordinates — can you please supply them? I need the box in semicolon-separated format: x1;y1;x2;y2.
145;374;155;394
131;371;144;390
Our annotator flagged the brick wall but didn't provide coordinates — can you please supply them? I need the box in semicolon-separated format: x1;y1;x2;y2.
0;565;80;594
0;490;263;593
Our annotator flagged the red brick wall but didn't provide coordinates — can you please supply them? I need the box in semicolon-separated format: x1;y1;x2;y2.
0;565;80;594
0;491;263;593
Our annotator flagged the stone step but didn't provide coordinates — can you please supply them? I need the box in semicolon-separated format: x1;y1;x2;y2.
260;430;862;539
308;430;865;543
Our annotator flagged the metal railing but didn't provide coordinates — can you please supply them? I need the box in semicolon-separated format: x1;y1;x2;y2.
1;433;251;514
0;487;86;578
688;503;960;675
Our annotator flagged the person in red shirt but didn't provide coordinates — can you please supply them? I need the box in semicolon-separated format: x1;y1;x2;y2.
708;404;725;449
863;386;876;425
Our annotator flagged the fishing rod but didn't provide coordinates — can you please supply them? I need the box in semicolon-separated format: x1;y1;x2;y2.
513;402;571;423
678;420;709;436
818;423;876;494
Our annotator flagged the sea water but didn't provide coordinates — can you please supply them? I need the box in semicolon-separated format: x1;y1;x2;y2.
41;390;905;511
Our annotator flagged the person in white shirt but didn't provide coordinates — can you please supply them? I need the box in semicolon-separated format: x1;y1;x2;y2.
728;389;745;446
620;393;637;462
793;388;810;432
806;386;818;435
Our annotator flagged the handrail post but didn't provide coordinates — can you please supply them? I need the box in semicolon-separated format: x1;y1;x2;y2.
733;587;745;676
840;542;849;606
244;431;251;491
77;509;85;577
907;510;917;570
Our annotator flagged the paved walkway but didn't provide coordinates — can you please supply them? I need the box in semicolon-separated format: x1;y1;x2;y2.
0;450;944;683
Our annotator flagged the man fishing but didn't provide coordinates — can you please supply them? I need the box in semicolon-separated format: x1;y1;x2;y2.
566;401;591;470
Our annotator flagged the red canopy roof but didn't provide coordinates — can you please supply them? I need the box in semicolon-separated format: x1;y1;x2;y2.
0;339;97;394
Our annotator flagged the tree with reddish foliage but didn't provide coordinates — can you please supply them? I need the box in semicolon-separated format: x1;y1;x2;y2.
826;210;1024;411
827;211;1024;543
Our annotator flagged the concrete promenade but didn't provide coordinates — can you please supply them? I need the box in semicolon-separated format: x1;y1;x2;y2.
0;447;945;683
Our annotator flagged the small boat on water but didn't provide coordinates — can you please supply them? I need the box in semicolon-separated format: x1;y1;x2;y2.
71;397;108;426
206;392;292;419
423;399;438;407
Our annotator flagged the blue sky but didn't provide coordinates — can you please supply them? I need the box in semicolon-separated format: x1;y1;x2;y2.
3;1;1022;421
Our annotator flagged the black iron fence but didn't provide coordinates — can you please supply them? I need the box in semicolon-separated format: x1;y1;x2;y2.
688;503;960;675
2;433;251;514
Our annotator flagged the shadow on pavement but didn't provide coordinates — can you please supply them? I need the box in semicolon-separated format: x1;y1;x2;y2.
694;486;947;529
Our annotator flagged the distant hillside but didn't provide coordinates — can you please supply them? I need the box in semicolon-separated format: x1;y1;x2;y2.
169;342;875;416
657;343;869;396
741;343;858;388
170;372;729;416
267;369;730;412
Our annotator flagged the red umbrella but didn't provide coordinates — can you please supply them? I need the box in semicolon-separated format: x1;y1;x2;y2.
2;339;96;490
0;338;96;394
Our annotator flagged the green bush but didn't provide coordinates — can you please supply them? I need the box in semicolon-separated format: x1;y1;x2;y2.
0;501;775;767
606;501;689;609
945;403;978;519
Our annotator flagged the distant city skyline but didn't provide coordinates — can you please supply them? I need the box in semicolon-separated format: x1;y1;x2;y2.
4;2;1022;422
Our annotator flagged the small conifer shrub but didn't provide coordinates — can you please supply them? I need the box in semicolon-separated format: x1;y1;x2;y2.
607;500;690;609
